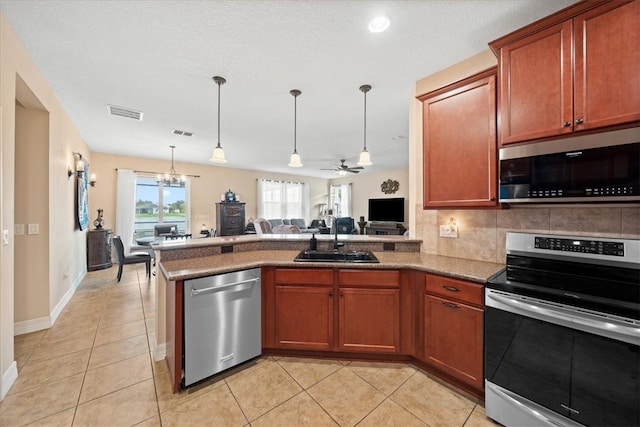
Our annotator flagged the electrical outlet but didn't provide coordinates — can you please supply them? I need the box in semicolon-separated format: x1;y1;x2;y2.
439;224;458;238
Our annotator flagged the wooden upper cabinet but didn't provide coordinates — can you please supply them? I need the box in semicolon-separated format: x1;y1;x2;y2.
491;0;640;145
574;0;640;131
497;21;573;144
418;68;498;208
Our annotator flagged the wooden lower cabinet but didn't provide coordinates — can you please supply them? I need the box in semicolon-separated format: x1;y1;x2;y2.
267;267;401;354
275;285;334;350
339;287;399;353
423;274;484;390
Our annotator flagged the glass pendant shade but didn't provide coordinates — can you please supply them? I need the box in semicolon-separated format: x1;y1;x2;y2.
157;145;187;187
357;149;372;166
210;144;227;163
288;151;302;167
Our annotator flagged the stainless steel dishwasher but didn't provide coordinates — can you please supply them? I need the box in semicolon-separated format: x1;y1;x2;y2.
183;268;261;387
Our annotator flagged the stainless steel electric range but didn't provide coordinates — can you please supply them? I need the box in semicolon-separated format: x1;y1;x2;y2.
485;232;640;427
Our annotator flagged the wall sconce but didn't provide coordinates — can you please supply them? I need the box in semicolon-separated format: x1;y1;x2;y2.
68;152;96;186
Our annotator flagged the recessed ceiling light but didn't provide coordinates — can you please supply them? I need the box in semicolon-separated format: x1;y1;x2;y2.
368;16;390;33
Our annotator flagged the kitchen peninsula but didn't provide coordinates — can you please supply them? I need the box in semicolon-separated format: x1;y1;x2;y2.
153;234;504;398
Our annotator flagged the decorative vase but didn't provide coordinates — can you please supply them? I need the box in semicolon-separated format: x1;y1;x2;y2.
93;209;104;229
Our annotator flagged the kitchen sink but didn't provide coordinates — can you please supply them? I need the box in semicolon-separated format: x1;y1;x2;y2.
294;250;379;263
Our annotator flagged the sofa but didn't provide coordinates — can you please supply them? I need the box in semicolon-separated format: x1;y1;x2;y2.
254;218;301;235
266;218;319;233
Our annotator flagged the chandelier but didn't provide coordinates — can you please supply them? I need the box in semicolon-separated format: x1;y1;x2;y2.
157;145;186;187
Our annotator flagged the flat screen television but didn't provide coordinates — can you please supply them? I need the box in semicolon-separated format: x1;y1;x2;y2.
368;197;404;223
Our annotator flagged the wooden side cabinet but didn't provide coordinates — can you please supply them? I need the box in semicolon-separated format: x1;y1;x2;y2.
87;229;112;271
215;202;246;236
491;0;639;145
417;68;498;208
272;268;334;350
338;269;400;353
423;274;484;390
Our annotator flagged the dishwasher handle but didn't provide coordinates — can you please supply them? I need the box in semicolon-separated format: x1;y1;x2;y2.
190;277;259;297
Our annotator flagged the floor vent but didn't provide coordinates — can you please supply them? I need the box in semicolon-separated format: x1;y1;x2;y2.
172;129;193;137
107;105;143;121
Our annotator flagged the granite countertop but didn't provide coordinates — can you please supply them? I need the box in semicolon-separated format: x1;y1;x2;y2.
159;250;504;284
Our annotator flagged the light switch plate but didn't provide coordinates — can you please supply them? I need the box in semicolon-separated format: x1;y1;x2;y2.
439;224;458;238
28;223;39;235
15;224;25;235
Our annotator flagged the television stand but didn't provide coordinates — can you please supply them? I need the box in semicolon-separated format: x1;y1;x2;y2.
366;222;406;236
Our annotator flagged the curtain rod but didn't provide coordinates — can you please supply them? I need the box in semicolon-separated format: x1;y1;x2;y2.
115;168;200;178
257;178;305;185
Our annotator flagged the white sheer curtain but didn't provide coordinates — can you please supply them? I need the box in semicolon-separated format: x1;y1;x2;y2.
329;184;352;217
115;169;136;254
257;179;310;222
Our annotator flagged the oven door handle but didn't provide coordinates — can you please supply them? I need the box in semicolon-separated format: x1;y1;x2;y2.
485;289;640;345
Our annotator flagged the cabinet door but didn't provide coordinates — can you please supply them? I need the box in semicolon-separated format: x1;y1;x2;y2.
274;285;334;350
498;21;573;144
574;0;640;131
424;294;483;389
421;70;497;208
339;288;399;353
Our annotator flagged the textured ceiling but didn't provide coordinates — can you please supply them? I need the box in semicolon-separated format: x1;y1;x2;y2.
1;0;574;178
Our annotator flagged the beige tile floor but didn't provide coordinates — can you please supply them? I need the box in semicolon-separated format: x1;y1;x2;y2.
0;265;499;427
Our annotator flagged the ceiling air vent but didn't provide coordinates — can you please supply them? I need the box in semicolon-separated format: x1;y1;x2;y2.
172;129;193;137
107;105;143;121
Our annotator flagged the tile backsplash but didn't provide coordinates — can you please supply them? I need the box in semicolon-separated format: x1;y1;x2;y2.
416;205;640;264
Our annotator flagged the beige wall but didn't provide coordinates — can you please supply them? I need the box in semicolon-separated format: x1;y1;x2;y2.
1;12;90;399
14;102;50;322
409;50;640;263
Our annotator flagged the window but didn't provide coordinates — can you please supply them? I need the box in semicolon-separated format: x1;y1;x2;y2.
133;176;189;240
330;184;352;217
257;179;309;220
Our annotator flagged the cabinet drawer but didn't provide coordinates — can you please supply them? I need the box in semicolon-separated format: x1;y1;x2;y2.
275;268;334;285
338;269;399;288
425;274;483;306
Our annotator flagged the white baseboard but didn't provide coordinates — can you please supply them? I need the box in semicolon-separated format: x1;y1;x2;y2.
14;270;86;335
153;342;166;362
50;270;85;324
13;316;51;336
1;361;18;401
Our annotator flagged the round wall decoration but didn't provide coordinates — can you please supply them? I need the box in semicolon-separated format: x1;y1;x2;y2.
381;179;400;194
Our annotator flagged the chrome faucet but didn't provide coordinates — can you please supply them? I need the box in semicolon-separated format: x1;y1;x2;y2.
333;223;344;250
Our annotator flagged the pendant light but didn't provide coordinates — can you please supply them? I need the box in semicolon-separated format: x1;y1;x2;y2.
357;84;373;166
210;76;227;163
288;89;303;168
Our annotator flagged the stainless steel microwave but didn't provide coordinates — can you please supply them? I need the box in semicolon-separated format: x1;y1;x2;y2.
499;128;640;203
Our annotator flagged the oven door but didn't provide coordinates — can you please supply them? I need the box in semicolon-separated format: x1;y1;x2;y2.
485;289;640;427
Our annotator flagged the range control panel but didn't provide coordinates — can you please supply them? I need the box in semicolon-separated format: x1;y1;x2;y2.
535;237;624;256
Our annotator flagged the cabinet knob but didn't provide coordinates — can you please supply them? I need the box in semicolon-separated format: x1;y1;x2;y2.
563;121;571;127
490;197;496;201
328;291;334;297
575;118;584;125
340;292;344;297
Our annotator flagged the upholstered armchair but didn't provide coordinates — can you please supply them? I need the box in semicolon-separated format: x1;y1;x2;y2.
333;217;357;234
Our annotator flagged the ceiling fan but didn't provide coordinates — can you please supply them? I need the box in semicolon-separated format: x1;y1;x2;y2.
321;159;364;175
